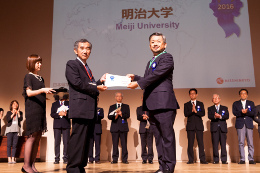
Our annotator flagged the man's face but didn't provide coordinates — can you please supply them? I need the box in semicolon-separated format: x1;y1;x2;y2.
189;90;197;100
149;35;167;55
74;42;91;61
212;94;221;105
115;93;123;103
240;90;248;100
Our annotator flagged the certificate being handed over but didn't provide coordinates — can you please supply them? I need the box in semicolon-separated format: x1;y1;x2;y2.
105;74;131;87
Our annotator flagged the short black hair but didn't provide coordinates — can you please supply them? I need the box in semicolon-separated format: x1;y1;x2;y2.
53;87;69;101
239;89;248;95
189;88;197;94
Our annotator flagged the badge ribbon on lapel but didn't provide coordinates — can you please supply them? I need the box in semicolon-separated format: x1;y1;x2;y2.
149;51;167;70
151;62;157;71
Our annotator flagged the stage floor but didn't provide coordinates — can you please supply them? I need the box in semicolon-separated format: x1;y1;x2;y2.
1;161;260;173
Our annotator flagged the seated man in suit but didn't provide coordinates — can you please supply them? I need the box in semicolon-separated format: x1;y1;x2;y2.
184;88;207;164
208;94;229;164
108;92;130;164
136;101;154;164
50;87;70;164
233;89;256;164
88;97;104;164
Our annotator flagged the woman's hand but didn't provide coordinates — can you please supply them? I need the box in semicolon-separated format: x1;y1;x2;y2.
11;109;16;114
27;88;55;97
11;109;17;118
41;88;56;94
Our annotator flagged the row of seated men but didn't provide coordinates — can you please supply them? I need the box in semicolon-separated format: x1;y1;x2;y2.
50;87;260;165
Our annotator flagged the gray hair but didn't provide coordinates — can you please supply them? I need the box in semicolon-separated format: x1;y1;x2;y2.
212;94;220;99
115;92;123;97
74;39;92;50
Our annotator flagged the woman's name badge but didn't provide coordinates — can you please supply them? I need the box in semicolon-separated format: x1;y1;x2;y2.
222;110;225;116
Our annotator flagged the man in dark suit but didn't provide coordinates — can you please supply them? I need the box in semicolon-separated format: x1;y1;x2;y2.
208;94;229;164
0;108;3;135
232;89;256;164
137;105;154;164
50;87;70;164
184;88;207;164
108;92;130;164
254;105;260;135
65;39;107;173
88;97;104;164
127;32;179;173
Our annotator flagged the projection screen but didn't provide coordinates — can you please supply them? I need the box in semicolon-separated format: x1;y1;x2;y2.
51;0;255;89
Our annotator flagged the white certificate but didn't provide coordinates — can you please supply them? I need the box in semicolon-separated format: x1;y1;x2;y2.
109;107;121;116
105;74;131;87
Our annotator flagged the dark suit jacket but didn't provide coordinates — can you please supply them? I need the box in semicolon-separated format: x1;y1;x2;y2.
184;101;205;131
208;105;229;133
134;53;179;111
50;100;71;129
254;105;260;134
108;103;130;132
233;100;256;129
65;58;102;119
94;107;104;134
6;111;23;127
136;106;151;134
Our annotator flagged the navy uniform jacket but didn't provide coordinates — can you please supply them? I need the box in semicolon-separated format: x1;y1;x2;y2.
208;105;229;133
95;107;104;134
134;53;179;111
108;103;130;133
184;101;205;131
65;59;102;119
136;106;150;134
233;100;256;129
50;100;70;129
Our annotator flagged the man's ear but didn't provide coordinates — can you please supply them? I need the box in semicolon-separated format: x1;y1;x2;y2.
74;49;78;55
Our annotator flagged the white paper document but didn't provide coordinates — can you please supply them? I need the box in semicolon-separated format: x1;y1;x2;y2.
57;105;69;118
109;107;121;116
105;74;131;87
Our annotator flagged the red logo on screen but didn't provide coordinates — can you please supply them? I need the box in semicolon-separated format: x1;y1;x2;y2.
216;77;251;84
216;77;224;84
